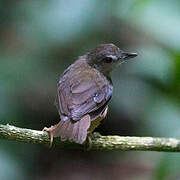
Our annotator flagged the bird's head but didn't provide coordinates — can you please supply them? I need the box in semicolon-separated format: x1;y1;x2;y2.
86;43;138;75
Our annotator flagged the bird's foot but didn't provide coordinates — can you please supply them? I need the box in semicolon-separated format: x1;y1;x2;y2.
92;132;101;138
43;125;57;148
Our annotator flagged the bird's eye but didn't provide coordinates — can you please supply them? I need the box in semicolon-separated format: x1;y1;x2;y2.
103;57;113;63
102;55;118;63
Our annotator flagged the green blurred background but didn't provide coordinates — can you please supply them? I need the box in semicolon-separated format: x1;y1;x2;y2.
0;0;180;179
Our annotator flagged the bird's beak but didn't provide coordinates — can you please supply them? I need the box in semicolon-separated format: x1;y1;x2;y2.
121;51;138;60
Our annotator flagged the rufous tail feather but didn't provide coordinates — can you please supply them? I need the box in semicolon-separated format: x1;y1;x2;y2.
43;115;91;146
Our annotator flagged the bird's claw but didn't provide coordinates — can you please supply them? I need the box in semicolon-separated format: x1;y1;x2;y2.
43;126;55;148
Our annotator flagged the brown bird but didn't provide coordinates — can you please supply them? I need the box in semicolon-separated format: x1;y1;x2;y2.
43;43;137;145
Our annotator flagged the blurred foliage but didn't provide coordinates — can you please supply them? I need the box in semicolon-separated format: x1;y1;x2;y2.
0;0;180;179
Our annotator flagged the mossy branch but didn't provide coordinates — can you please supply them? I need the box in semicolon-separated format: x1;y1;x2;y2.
0;124;180;152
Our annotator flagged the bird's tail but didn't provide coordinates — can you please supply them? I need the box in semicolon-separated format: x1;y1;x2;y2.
46;115;91;145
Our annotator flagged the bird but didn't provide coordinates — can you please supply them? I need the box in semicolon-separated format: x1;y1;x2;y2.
43;43;138;146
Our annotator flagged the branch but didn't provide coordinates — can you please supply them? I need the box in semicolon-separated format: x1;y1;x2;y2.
0;124;180;152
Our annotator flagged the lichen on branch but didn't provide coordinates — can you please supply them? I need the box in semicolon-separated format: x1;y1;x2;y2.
0;124;180;152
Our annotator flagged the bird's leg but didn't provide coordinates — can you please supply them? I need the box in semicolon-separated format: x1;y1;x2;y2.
87;131;93;150
43;124;59;148
86;107;108;150
44;96;61;147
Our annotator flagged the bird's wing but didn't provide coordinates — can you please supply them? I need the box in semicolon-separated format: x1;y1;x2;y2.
57;62;112;121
